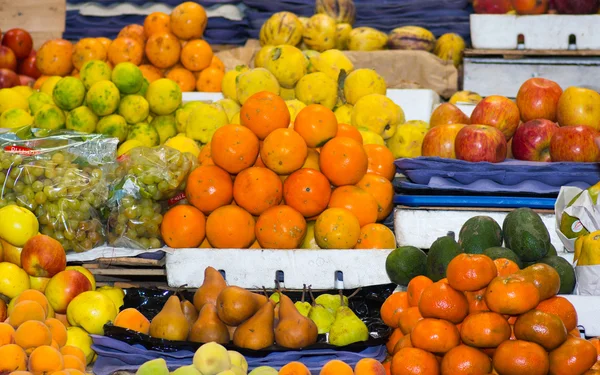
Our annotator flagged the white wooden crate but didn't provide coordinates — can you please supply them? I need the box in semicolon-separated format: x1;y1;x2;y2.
182;89;440;123
470;14;600;50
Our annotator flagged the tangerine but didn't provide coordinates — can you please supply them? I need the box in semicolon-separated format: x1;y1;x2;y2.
240;91;290;140
160;204;206;248
205;205;255;248
260;128;308;175
294;104;338;148
186;165;234;215
320;136;368;186
211;124;260;174
283;168;331;218
233;167;283;216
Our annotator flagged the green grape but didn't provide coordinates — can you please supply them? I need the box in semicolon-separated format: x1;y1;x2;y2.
51;152;65;164
64;229;76;241
138;238;151;249
9;168;20;179
149;238;162;249
32;180;44;192
75;230;87;242
1;159;12;169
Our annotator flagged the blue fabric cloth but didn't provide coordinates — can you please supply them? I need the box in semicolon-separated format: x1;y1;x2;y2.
92;335;387;375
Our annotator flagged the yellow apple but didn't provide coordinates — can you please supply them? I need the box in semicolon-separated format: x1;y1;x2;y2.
65;266;96;291
0;262;30;299
66;291;117;335
0;238;23;267
29;276;51;293
97;286;124;310
66;326;95;365
0;205;39;247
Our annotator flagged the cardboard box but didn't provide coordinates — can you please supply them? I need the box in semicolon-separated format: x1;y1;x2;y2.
0;0;66;48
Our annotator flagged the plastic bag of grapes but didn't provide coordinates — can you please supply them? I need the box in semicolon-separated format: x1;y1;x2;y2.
107;146;197;249
0;128;118;253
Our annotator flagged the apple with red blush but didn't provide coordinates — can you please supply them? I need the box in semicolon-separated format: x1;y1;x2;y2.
455;125;508;163
511;119;559;162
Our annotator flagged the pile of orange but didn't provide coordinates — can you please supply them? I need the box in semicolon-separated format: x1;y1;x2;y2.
0;289;90;375
381;254;599;375
159;91;398;250
35;1;223;92
280;358;386;375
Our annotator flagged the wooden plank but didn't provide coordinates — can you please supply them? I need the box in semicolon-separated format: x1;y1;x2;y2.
465;48;600;58
88;268;166;276
396;205;554;214
0;0;66;33
94;257;165;267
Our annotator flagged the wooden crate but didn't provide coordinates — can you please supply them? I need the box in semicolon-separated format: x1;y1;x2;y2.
0;0;65;48
69;256;168;289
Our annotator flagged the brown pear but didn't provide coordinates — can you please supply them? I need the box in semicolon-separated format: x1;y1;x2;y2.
227;325;237;338
149;295;190;341
189;304;230;344
217;286;259;326
193;267;227;312
275;293;318;349
181;300;198;329
253;293;269;307
233;300;275;350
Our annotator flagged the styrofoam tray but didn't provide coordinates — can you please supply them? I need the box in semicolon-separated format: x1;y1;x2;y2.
165;249;392;290
182;89;440;123
471;14;600;50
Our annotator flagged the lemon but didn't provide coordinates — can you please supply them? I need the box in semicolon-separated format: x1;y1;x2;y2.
35;105;66;130
351;94;404;139
117;139;144;157
264;45;307;89
334;104;353;124
145;78;182;115
164;134;201;158
280;87;296;100
230;111;241;124
186;103;229;143
111;62;144;94
0;204;39;246
0;262;30;299
303;50;320;73
118;95;150;124
86;80;120;116
300;221;320;249
66;106;98;133
0;108;34;128
254;46;275;68
150;115;178;144
216;98;241;122
358;127;386;145
0;88;28;113
236;68;280;105
11;85;34;99
39;76;62;96
96;114;129;143
28;92;54;115
295;72;337;109
127;122;159;147
221;65;249;102
80;60;112;90
53;76;86;110
285;99;306;123
313;49;354;81
343;68;386;105
386;123;427;158
175;101;203;133
66;326;95;365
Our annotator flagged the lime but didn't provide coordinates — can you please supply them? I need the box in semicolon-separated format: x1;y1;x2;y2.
151;115;178;144
96;114;129;143
0;89;28;113
39;76;62;96
28;92;55;115
164;134;201;158
175;101;202;133
66;106;98;133
118;95;149;124
11;86;34;99
86;81;120;116
34;105;66;130
145;78;182;115
80;60;112;90
127;122;159;147
111;62;143;94
0;108;34;129
117;140;144;157
136;78;150;97
53;77;86;111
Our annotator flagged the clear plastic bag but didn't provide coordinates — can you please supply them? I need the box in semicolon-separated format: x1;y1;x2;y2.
0;128;118;253
107;146;197;249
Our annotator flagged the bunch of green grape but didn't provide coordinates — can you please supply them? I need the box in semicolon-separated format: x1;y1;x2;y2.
0;150;107;252
107;197;163;249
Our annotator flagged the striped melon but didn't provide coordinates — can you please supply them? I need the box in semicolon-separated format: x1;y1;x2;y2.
259;12;304;47
434;33;466;67
348;27;388;51
315;0;357;25
388;26;436;52
302;14;338;52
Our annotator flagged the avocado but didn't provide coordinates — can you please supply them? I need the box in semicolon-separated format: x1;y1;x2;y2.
547;243;558;256
458;216;503;254
385;246;427;286
503;208;550;262
539;256;576;295
482;246;523;268
426;235;463;282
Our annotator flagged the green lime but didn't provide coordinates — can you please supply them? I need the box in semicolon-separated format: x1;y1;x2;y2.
96;114;129;143
53;77;86;111
39;76;62;96
80;60;112;90
86;81;120;116
136;78;150;97
28;92;55;115
34;105;66;130
0;108;34;129
66;106;98;133
127;122;159;147
151;115;177;144
145;78;181;115
118;95;150;124
111;62;144;94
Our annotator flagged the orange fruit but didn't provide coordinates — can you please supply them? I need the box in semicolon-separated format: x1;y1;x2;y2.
320;359;353;375
407;275;434;307
283;168;331;218
36;39;74;77
536;296;578;332
485;275;540;315
34;76;50;90
519;263;561;301
465;288;490;314
514;309;568;351
0;344;27;372
494;258;520;276
139;64;163;82
363;144;396;181
205;205;255;248
14;320;52;353
549;336;598;375
354;358;387;375
387;328;405;354
211;124;260;174
160;204;206;248
336;123;363;144
411;318;460;354
118;24;146;46
196;66;224;92
460;311;511;348
12;290;50;316
314;207;361;249
144;12;171;37
233;167;283;216
114;308;151;335
45;318;67;348
255;205;307;249
240;91;290;140
319;137;368;186
62;355;85;372
186;165;234;215
392;333;414;353
96;37;112;50
198;143;215;166
418;281;469;324
260;128;308;175
166;67;196;92
355;223;396;249
279;361;310;375
71;38;107;71
328;185;378;227
210;55;225;72
59;346;86;366
145;32;181;69
9;301;46;328
170;2;208;40
391;347;440;375
355;173;394;221
181;39;213;72
380;292;410;328
107;37;143;65
28;345;64;374
398;306;424;335
441;345;492;375
0;322;15;346
446;254;498;292
294;104;338;148
493;340;549;375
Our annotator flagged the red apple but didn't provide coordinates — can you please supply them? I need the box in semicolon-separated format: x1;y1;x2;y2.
512;0;550;13
511;119;559;162
516;78;563;122
455;125;508;163
44;270;93;314
422;124;466;158
18;55;41;79
0;69;18;88
550;125;600;162
0;46;17;71
470;95;521;140
20;234;67;278
18;75;34;87
1;29;33;60
429;103;470;127
554;0;599;13
474;0;515;13
556;86;600;130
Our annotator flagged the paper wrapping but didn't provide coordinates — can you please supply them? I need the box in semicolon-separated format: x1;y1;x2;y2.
215;40;459;98
555;186;600;253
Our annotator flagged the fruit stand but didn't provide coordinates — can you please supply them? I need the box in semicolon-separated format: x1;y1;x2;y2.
2;0;600;374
